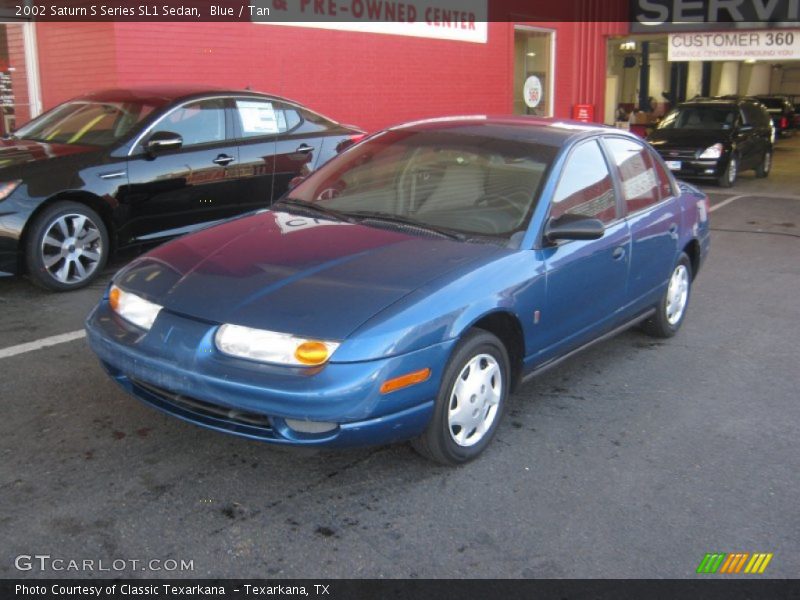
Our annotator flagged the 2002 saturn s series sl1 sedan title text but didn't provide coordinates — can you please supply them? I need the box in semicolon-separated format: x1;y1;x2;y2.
86;116;710;465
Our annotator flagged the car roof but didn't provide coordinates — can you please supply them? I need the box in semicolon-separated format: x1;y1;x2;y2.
75;85;291;107
389;115;624;147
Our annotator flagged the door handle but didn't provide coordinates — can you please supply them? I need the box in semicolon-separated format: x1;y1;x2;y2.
212;154;235;166
612;246;626;260
295;144;314;154
669;223;678;237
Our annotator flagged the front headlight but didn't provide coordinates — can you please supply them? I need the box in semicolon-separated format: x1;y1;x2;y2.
699;143;724;159
215;324;339;367
0;180;22;202
109;284;162;331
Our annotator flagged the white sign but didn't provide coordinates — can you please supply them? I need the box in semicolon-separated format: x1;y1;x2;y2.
668;30;800;61
256;0;487;44
236;100;279;135
274;212;351;234
523;76;543;108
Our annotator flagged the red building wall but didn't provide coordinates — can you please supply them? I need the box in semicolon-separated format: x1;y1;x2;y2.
32;19;628;132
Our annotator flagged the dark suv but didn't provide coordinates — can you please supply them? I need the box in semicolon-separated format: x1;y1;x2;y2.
647;97;774;187
755;95;795;138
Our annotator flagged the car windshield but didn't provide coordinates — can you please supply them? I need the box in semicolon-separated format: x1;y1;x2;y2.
284;128;557;238
658;106;738;131
14;100;157;146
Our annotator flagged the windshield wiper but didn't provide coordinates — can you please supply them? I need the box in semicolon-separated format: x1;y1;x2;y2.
273;198;355;223
346;211;467;241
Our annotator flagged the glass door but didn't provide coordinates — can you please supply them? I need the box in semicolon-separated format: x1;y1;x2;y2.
513;27;553;117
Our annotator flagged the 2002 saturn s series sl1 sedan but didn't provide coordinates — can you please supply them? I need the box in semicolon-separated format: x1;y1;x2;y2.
86;116;710;465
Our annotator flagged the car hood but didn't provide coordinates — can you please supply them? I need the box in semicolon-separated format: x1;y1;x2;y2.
0;137;100;169
116;210;504;340
647;128;730;150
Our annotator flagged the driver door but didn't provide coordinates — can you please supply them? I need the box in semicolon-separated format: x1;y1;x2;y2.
533;139;631;365
119;97;241;242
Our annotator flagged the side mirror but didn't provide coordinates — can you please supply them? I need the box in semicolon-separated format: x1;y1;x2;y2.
545;214;605;243
146;131;183;155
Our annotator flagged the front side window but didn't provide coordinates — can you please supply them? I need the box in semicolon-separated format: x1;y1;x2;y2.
604;137;660;214
551;140;616;224
159;99;226;146
15;101;156;147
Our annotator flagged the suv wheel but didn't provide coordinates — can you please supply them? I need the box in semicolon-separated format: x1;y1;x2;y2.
718;154;738;188
755;150;771;178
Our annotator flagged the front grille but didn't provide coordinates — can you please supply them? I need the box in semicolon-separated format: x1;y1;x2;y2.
131;379;272;430
658;148;700;160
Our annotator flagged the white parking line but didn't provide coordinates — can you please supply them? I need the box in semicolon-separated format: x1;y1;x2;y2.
0;330;86;359
709;195;745;212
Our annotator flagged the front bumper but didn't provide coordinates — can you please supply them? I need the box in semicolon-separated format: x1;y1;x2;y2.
660;155;725;180
85;300;453;448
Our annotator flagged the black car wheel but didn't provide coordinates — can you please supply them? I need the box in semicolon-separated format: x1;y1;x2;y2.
642;253;692;339
755;150;772;178
717;154;738;188
25;201;109;291
412;329;509;466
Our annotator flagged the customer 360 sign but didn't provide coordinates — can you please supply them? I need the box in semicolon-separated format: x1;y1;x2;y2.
668;30;800;61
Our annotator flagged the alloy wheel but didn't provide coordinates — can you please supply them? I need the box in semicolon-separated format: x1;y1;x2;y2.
40;213;104;285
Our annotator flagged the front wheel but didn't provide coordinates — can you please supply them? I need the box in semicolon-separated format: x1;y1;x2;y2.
755;150;772;178
412;329;509;466
641;253;692;339
717;155;738;188
25;201;109;291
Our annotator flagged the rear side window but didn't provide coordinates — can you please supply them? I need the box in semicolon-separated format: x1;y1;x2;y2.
605;137;661;214
652;155;676;200
551;140;617;224
235;99;282;137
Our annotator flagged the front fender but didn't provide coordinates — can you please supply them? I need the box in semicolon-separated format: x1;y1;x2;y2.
331;250;545;363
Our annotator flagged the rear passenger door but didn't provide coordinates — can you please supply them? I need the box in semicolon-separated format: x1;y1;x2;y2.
603;136;679;311
538;139;631;361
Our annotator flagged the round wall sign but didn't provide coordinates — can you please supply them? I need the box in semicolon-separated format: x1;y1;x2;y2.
523;76;543;108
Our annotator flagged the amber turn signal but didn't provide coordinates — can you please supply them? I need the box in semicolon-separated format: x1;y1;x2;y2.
380;368;431;395
294;341;331;365
108;285;121;311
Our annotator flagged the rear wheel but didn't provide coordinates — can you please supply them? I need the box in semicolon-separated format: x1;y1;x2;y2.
755;149;772;178
25;201;109;291
717;155;738;188
412;329;509;466
641;253;692;339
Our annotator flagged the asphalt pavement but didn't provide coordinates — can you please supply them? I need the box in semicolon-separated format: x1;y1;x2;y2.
1;136;798;579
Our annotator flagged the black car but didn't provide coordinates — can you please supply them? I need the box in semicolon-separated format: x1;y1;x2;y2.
647;97;774;188
755;95;795;138
0;86;364;291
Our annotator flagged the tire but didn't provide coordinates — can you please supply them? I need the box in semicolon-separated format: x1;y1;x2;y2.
25;201;109;291
717;154;738;188
641;253;692;339
412;329;509;466
755;149;772;178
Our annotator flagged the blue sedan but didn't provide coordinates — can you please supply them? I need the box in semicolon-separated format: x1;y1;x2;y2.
86;116;710;465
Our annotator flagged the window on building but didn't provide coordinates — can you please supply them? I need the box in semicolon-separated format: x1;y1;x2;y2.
513;28;552;117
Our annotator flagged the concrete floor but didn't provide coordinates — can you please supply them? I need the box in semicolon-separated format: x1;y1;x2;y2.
1;135;798;579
